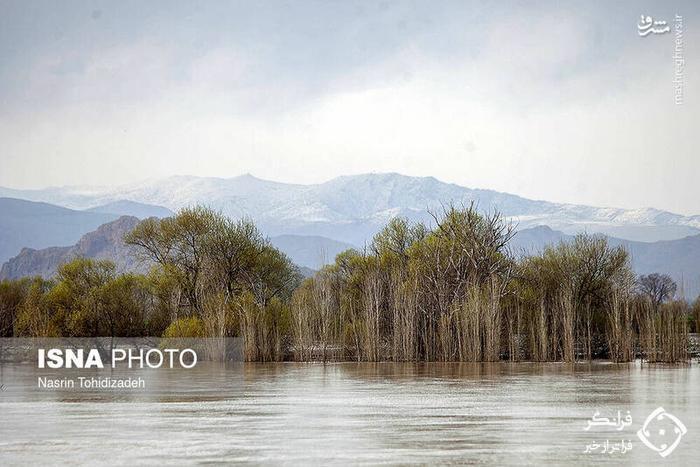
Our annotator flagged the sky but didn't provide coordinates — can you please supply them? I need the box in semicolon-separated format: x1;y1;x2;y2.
0;0;698;214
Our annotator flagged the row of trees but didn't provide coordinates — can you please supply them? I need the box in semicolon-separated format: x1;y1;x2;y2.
0;205;697;362
0;208;301;362
289;206;695;363
2;260;168;338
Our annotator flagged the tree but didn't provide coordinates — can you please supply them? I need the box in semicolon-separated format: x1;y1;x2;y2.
427;203;516;289
51;258;116;336
0;278;32;337
516;234;634;361
126;206;300;352
637;273;677;309
692;297;700;333
97;274;152;336
162;316;205;338
371;217;427;265
12;277;56;337
125;207;217;313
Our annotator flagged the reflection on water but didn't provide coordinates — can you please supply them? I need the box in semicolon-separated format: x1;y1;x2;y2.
0;362;698;465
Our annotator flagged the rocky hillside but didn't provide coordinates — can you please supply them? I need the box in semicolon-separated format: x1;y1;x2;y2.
0;197;118;264
0;216;147;279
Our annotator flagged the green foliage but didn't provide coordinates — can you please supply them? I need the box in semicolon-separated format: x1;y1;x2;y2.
0;277;34;337
10;258;171;337
692;297;700;333
3;204;691;362
518;234;633;306
54;258;116;336
514;234;635;360
291;205;517;361
371;217;426;266
126;207;300;313
235;291;291;361
162;316;205;338
12;277;56;337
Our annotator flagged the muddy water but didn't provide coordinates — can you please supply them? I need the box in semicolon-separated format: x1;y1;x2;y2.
0;362;698;465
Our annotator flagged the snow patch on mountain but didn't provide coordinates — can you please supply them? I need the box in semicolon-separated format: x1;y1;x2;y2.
2;173;699;244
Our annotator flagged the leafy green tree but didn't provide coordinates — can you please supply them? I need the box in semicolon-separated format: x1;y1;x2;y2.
13;277;56;337
126;207;217;313
97;274;152;336
0;278;32;337
126;206;300;346
48;258;116;336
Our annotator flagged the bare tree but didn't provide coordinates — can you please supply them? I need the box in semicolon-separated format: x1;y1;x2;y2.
637;273;677;309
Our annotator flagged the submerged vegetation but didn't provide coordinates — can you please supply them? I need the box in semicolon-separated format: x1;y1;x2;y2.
0;206;695;363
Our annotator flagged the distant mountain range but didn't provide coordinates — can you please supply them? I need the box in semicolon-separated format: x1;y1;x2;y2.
86;200;173;219
0;197;171;265
2;173;699;245
0;198;118;265
268;235;355;270
1;173;699;297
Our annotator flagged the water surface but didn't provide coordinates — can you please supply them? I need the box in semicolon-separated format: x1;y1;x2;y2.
1;362;698;465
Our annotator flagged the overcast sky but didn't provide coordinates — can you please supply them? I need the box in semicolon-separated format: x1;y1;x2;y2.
0;1;698;214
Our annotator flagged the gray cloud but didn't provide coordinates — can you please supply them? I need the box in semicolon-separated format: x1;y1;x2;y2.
0;0;698;214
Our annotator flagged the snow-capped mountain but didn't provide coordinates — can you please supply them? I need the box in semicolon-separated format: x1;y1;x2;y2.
2;173;699;244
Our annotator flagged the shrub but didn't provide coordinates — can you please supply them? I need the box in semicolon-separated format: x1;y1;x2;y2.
162;316;205;338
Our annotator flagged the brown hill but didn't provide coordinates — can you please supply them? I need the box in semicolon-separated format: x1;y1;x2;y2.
0;216;147;279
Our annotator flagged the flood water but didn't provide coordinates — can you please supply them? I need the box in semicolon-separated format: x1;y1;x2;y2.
0;362;698;465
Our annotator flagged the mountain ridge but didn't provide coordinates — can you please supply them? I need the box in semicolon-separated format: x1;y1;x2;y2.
1;173;699;245
0;216;145;280
86;200;173;218
0;197;119;265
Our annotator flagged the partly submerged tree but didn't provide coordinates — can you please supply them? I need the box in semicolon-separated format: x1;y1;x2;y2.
516;234;634;360
126;207;300;348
